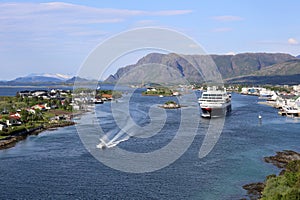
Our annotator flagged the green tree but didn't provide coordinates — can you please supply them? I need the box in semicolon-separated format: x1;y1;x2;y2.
262;160;300;200
20;109;29;123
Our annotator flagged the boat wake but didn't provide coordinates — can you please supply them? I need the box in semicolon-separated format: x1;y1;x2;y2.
96;96;165;150
96;130;130;149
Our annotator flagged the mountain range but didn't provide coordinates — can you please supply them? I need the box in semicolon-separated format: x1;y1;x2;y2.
12;73;72;83
1;53;300;86
0;73;91;86
226;59;300;84
105;52;300;85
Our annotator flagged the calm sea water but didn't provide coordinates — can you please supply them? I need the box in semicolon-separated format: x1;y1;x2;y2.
0;89;299;199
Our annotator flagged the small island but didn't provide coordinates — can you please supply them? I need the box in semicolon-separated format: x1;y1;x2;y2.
159;101;181;109
142;87;179;97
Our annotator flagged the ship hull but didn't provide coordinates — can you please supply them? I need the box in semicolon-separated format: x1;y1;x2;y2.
201;103;231;118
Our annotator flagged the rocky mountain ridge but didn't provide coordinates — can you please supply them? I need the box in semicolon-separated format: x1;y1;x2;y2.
105;52;299;84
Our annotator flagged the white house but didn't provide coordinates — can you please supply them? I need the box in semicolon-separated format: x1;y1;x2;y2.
292;85;300;91
147;87;157;92
295;97;300;110
31;90;47;97
26;108;36;114
31;103;50;111
172;91;179;96
0;122;7;131
270;91;278;101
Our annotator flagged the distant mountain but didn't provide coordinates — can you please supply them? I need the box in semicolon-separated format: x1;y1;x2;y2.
253;59;300;76
12;76;63;83
297;55;300;59
226;59;300;84
9;73;72;83
26;73;72;80
0;74;93;86
1;52;299;86
211;53;295;78
65;76;92;84
226;74;300;85
105;52;297;84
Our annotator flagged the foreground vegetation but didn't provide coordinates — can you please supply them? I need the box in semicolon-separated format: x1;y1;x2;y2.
0;95;72;113
0;88;122;138
244;151;300;200
261;160;300;199
0;92;74;137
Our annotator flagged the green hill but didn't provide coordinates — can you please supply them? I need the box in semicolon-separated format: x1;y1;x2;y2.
226;59;300;84
253;59;300;76
105;52;298;85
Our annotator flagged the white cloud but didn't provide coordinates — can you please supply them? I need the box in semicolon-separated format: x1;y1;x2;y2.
39;2;192;16
0;2;194;79
0;2;193;50
0;2;192;22
212;15;243;22
225;52;236;55
288;38;299;45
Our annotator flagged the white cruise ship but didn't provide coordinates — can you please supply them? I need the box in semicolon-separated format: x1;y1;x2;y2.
198;86;231;118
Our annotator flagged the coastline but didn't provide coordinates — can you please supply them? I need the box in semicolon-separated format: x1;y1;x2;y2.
0;107;88;150
242;150;300;200
257;101;277;107
0;121;76;150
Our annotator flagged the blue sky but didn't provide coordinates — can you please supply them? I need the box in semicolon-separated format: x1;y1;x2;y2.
0;0;299;80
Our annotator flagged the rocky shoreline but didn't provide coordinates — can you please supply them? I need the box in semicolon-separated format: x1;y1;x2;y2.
264;150;300;169
242;150;300;200
0;121;75;150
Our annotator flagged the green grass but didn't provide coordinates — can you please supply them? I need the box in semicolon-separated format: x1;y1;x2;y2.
43;112;56;119
164;101;177;105
0;135;8;139
0;94;77;138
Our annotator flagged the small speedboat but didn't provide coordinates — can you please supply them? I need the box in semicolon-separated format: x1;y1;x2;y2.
96;139;107;149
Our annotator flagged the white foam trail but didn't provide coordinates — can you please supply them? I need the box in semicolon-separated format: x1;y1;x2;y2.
96;95;165;150
97;129;131;149
107;135;130;148
107;130;127;145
